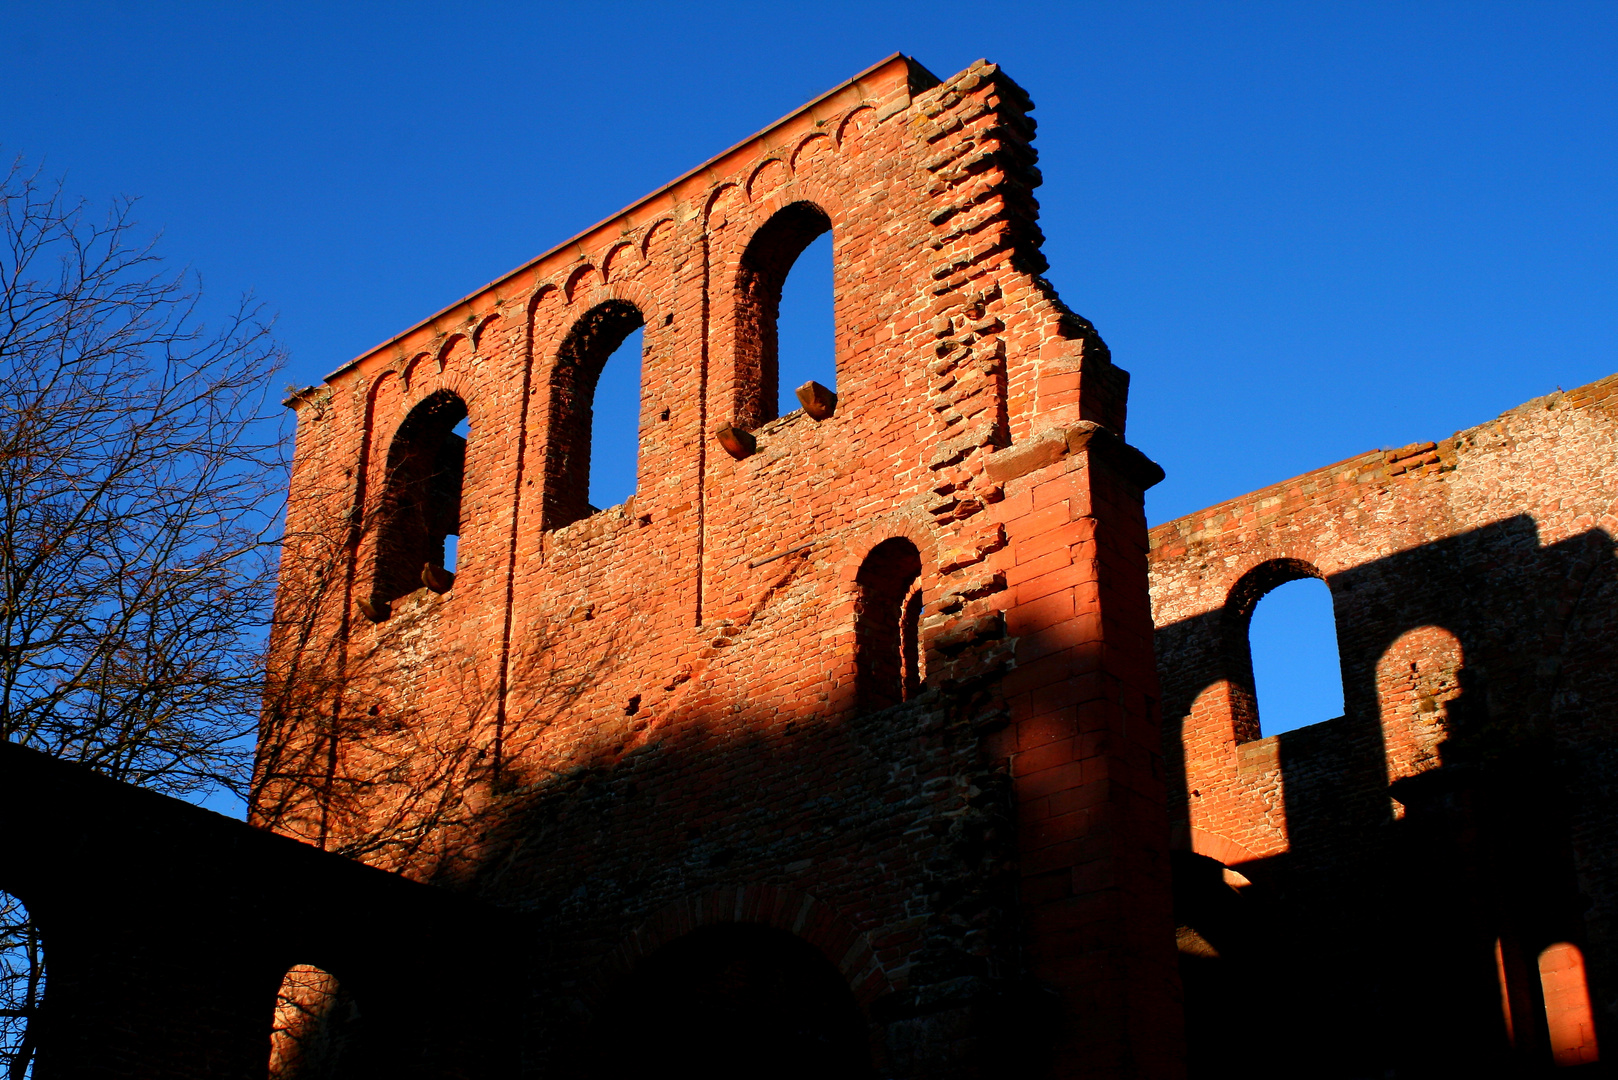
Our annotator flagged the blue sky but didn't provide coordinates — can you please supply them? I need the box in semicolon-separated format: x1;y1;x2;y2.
5;1;1614;752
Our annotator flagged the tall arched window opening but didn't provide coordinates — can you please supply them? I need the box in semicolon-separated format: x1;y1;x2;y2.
774;230;834;420
442;414;469;572
589;326;642;512
371;392;467;609
855;538;923;712
267;964;362;1079
542;301;645;530
0;889;43;1079
1539;942;1600;1066
734;201;833;430
584;924;871;1080
1225;560;1344;741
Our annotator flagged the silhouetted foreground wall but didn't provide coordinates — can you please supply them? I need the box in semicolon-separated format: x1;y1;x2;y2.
1151;375;1618;1077
0;742;515;1080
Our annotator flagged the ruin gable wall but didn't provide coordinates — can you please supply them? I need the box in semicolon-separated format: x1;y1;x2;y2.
256;55;1181;1079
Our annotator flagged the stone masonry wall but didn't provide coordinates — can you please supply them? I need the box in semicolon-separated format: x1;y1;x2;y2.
1149;374;1618;1077
257;56;1180;1079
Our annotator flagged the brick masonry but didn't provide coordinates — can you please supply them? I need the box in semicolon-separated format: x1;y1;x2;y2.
256;55;1179;1078
1150;376;1618;1075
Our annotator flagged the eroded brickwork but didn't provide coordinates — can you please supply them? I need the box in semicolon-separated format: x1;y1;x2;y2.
1150;376;1618;1076
257;56;1179;1078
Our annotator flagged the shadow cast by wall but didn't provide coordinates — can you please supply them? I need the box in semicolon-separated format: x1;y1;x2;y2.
1157;515;1618;1077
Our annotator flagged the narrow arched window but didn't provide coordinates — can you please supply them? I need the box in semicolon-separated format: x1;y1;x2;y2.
589;325;643;512
268;964;361;1079
1225;560;1344;741
774;229;834;420
734;202;833;429
542;301;645;529
371;392;467;610
442;415;469;572
855;538;923;711
1539;942;1600;1066
0;889;44;1079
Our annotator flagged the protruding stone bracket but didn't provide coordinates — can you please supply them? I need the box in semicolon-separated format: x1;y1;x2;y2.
985;421;1165;490
356;597;391;623
795;380;838;421
421;563;455;594
716;426;757;460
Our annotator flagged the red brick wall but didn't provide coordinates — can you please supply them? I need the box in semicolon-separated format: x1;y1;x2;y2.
1149;376;1618;1075
257;56;1181;1078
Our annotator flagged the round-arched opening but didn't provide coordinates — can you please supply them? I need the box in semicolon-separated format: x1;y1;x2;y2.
543;300;646;530
582;923;871;1080
855;538;924;712
0;888;43;1079
734;201;834;429
372;391;468;607
1539;942;1600;1066
1249;577;1345;736
1223;559;1344;741
267;964;363;1079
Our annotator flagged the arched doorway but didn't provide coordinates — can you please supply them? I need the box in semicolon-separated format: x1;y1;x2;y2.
585;923;871;1079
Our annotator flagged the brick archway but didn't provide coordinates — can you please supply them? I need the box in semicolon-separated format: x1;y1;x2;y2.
581;885;892;1011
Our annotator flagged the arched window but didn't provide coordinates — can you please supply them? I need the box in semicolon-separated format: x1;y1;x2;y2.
542;301;645;529
268;964;361;1079
371;392;467;611
0;889;43;1079
734;202;834;429
440;414;470;571
774;230;834;420
589;325;642;512
586;924;870;1079
855;538;923;712
1225;560;1344;740
1539;942;1600;1066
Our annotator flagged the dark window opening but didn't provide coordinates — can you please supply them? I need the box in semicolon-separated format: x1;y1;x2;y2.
372;391;466;608
855;538;923;712
734;202;833;430
581;923;871;1080
0;889;43;1079
543;300;644;530
1171;852;1269;1078
1224;560;1344;741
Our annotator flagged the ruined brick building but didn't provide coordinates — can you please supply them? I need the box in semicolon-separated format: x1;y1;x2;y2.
3;53;1613;1079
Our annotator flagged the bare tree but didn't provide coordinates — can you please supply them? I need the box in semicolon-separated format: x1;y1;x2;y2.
0;156;288;1076
0;891;41;1080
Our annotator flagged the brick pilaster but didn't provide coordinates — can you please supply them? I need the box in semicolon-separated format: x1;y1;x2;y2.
990;427;1182;1079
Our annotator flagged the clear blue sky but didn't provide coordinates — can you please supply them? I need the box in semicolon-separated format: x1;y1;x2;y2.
5;2;1614;749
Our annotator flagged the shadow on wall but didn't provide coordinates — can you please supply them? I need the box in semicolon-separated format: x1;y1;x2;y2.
1158;514;1616;1078
250;536;1112;1078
